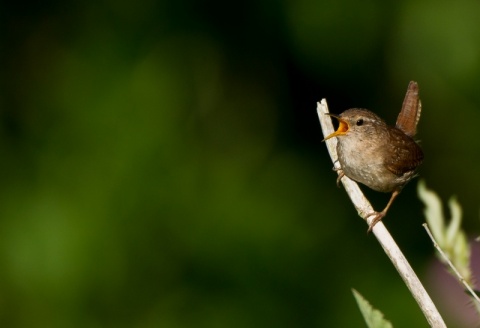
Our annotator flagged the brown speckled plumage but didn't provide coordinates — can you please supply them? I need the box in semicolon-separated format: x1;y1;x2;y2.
335;108;423;193
324;81;423;232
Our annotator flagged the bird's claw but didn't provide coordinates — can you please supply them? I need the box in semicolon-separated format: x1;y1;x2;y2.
332;161;344;188
366;211;386;233
336;171;345;187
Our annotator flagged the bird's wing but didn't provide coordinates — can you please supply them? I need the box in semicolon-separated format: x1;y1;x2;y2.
385;128;424;176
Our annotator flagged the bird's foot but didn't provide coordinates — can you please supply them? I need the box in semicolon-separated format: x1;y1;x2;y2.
336;170;345;187
366;211;386;233
332;162;344;187
365;190;400;233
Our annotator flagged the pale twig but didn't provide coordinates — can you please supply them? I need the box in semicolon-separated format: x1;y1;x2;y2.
317;100;446;328
423;223;480;304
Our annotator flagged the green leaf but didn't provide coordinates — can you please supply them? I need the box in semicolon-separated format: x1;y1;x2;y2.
417;180;445;246
445;196;462;249
452;231;472;283
352;289;393;328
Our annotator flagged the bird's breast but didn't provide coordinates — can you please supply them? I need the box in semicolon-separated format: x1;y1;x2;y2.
336;135;414;192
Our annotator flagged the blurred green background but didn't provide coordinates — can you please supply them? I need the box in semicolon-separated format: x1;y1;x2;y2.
1;0;480;327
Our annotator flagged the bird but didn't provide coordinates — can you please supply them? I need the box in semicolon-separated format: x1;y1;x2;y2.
323;81;424;232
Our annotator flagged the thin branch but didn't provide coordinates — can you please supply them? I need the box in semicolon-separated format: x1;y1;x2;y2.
423;223;480;304
317;100;446;328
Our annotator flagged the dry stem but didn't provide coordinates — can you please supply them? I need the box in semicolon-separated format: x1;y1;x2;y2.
423;223;480;304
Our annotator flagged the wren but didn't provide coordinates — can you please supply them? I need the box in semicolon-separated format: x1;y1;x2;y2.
323;81;424;232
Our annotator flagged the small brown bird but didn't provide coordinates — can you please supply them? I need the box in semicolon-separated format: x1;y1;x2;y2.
323;82;424;232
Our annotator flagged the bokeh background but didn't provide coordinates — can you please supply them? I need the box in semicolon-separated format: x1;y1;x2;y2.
1;0;480;327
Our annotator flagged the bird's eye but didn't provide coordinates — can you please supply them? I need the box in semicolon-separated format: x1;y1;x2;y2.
356;119;364;126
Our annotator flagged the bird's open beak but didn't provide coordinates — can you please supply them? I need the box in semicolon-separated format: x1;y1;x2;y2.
322;114;349;141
